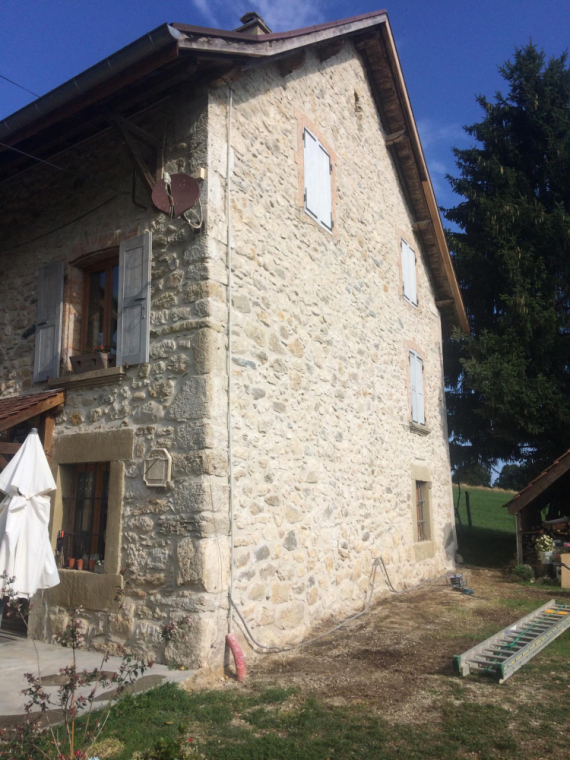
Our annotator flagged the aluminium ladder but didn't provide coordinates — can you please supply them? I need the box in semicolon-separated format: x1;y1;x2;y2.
453;599;570;683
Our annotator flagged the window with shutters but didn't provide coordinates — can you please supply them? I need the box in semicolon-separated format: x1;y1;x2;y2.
303;127;333;232
32;231;151;383
401;238;418;306
409;349;425;425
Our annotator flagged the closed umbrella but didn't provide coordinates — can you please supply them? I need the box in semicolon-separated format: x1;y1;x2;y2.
0;428;59;600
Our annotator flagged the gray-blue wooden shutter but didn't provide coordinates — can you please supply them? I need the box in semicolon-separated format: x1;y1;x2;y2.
116;232;151;366
33;261;64;383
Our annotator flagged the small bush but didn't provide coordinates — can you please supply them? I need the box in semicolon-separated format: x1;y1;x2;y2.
512;564;534;582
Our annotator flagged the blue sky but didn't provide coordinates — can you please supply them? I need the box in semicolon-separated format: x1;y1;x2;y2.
1;0;569;213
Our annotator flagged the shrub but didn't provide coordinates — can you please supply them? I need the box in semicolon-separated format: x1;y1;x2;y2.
512;564;534;582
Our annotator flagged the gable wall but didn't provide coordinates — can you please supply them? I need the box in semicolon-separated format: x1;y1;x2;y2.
207;41;456;649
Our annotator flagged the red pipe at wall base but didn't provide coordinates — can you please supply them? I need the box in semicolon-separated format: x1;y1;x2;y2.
226;632;246;683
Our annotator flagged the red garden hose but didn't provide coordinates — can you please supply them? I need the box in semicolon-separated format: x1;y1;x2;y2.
226;632;246;682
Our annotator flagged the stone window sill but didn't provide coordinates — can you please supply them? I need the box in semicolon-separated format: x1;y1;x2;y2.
410;421;431;436
48;366;125;390
46;569;123;612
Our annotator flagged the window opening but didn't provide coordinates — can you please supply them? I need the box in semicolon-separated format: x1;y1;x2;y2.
82;256;119;358
63;462;110;565
416;481;427;542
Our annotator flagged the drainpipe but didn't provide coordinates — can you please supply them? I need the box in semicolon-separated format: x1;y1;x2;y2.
225;85;234;634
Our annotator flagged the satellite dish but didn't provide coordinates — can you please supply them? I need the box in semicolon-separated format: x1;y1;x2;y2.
152;173;201;217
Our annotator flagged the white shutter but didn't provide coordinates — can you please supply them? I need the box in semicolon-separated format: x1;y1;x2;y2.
304;128;332;231
402;239;418;305
317;143;332;230
401;239;410;300
116;232;151;366
304;129;320;220
409;350;418;423
416;353;425;424
33;261;64;383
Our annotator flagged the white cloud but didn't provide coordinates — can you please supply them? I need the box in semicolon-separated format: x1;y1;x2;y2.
416;118;466;151
190;0;221;28
248;0;325;31
190;0;325;32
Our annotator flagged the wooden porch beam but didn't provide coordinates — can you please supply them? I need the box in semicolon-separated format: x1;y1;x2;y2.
412;219;432;231
0;443;21;454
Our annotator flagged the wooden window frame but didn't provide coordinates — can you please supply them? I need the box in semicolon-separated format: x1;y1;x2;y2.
66;461;110;560
80;254;119;353
416;481;427;542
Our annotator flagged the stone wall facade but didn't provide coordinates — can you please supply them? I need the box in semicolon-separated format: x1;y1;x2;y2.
0;86;231;669
0;39;456;670
206;41;456;650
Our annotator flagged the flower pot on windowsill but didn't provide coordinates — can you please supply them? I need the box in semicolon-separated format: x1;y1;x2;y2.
70;352;113;375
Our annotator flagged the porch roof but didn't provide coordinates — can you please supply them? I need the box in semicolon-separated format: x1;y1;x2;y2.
505;449;570;515
0;390;65;434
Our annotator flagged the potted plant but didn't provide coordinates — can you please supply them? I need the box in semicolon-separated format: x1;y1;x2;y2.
94;559;105;574
536;534;555;564
70;344;114;375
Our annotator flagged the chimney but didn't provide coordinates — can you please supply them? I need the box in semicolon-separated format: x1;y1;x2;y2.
234;11;272;35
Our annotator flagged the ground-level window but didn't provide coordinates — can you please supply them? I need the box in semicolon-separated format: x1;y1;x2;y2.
63;462;110;566
416;481;427;541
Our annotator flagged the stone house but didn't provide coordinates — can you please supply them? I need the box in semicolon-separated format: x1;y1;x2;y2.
0;10;468;669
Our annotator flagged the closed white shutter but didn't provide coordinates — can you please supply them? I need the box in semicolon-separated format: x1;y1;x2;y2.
304;129;320;221
416;353;425;424
304;128;333;231
402;239;418;305
409;350;419;423
33;261;64;383
116;232;151;366
317;143;333;230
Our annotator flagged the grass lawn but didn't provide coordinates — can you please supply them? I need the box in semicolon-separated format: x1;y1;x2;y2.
454;485;517;567
17;569;570;760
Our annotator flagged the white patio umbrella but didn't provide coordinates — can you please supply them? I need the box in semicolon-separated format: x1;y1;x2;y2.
0;427;59;598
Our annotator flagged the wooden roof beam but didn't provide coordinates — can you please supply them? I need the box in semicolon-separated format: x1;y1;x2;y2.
279;50;306;77
317;38;345;62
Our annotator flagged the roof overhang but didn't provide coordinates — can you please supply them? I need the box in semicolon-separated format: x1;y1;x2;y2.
506;449;570;515
0;10;468;334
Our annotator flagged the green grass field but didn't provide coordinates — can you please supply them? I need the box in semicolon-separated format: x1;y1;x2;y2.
453;485;517;567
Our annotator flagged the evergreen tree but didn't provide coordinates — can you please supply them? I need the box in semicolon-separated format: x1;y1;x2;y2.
444;44;570;471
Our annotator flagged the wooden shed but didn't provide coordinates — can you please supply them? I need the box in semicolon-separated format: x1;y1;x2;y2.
505;450;570;567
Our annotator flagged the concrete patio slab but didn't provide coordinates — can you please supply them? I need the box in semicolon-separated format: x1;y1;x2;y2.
0;633;191;725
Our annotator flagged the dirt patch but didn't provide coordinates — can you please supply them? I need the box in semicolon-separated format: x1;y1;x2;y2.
246;568;564;722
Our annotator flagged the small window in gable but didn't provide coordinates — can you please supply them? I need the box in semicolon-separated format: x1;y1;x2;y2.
409;349;425;425
303;128;333;232
401;238;417;306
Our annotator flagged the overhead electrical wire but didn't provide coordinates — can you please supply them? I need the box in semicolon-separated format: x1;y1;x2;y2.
0;141;129;197
0;72;40;98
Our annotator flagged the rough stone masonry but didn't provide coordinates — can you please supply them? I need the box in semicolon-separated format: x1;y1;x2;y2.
0;38;455;670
